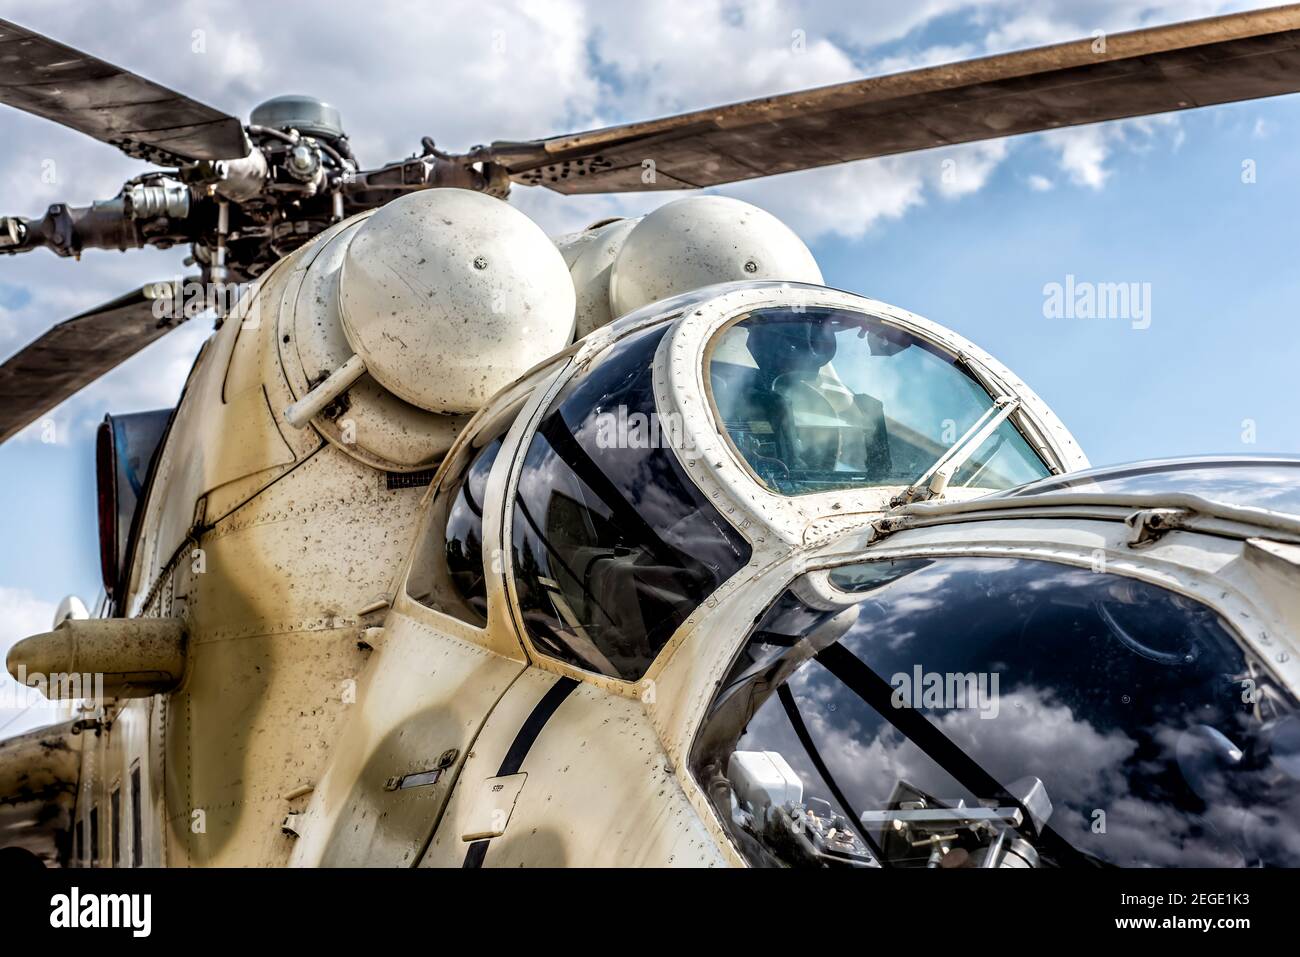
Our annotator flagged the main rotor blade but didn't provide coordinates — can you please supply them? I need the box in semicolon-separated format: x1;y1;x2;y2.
0;283;187;444
0;18;248;164
488;5;1300;193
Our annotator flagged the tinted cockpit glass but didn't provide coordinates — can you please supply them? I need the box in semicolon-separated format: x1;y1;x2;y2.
512;323;751;681
708;308;1050;495
692;557;1300;868
408;396;525;627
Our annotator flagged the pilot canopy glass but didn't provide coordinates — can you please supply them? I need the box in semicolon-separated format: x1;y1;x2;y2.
693;557;1300;869
707;307;1049;496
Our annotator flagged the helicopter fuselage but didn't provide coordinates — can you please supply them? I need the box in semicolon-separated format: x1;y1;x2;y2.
29;201;1093;865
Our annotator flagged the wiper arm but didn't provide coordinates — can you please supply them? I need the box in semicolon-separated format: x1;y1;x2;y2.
891;396;1021;506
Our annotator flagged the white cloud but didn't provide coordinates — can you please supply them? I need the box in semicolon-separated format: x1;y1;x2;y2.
731;158;927;240
0;587;56;649
1050;126;1112;189
0;0;1248;442
1039;114;1184;190
1027;173;1054;191
978;0;1252;52
0;587;63;739
933;140;1010;199
866;43;981;77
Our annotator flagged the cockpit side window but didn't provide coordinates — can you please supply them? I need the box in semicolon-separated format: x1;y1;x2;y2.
708;307;1050;496
407;397;525;628
511;323;751;681
692;557;1300;868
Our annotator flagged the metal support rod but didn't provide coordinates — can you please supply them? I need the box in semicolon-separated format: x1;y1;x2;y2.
283;354;367;428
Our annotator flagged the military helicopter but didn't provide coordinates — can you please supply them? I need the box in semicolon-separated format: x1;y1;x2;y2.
2;7;1300;869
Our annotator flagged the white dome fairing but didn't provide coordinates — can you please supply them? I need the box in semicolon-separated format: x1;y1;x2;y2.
609;196;823;319
340;189;576;414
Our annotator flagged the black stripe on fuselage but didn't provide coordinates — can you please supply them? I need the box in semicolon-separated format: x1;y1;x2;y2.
462;676;579;868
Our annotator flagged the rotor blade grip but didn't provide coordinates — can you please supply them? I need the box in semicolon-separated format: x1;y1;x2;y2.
283;354;366;429
2;201;143;257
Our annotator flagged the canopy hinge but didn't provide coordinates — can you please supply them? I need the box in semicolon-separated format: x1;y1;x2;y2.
1125;507;1190;546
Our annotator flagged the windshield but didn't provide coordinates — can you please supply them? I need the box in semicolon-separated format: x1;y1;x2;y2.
707;307;1050;496
691;557;1300;868
511;323;751;681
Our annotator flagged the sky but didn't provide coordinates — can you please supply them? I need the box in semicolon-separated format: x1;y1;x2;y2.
2;0;1299;735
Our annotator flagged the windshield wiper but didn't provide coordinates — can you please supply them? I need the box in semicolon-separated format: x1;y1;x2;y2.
891;396;1021;506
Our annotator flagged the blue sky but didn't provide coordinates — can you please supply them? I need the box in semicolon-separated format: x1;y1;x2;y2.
1;0;1298;735
817;97;1300;463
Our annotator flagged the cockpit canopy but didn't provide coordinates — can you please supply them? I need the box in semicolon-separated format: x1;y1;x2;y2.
407;283;1084;686
708;307;1050;496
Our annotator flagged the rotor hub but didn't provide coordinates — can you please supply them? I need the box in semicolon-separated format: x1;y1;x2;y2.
249;94;345;142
